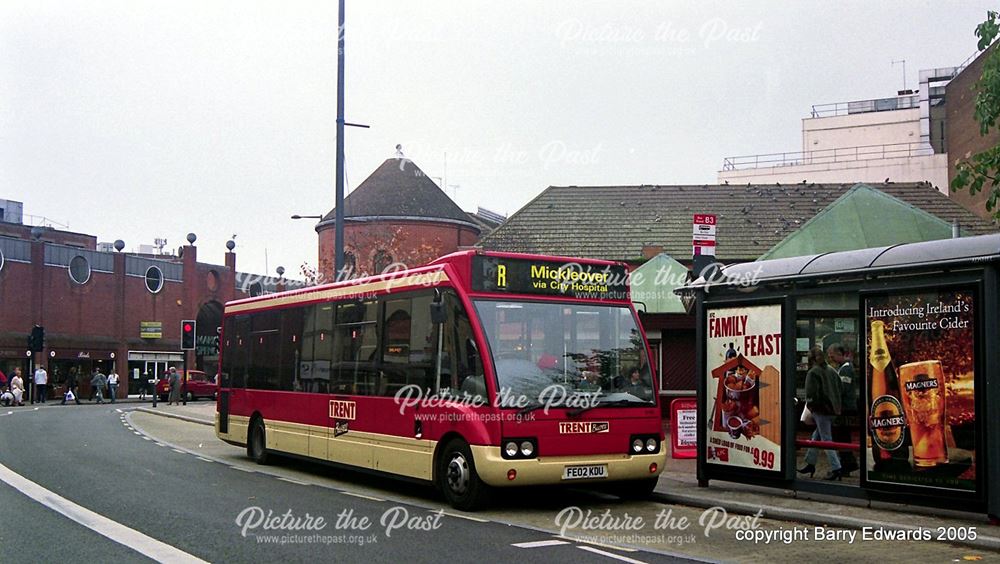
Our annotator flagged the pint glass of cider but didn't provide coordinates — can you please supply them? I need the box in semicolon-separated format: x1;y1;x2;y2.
898;360;949;467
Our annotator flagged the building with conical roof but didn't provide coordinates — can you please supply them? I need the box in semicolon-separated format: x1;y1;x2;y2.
316;156;483;280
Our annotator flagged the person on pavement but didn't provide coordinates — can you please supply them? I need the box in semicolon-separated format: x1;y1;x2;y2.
107;370;120;403
34;365;48;403
62;366;82;405
10;368;24;406
167;367;181;405
91;368;108;404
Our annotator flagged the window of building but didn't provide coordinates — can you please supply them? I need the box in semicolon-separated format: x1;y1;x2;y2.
69;255;91;284
373;250;393;274
343;252;357;278
145;266;164;293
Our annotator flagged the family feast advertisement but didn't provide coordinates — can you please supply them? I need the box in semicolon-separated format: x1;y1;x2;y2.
705;304;782;473
865;289;977;493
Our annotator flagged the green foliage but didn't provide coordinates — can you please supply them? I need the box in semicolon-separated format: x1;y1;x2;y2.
952;10;1000;220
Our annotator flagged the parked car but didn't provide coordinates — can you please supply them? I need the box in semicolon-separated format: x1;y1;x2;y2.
156;370;217;402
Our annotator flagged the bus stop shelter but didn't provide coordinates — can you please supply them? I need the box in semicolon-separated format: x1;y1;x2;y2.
676;233;999;520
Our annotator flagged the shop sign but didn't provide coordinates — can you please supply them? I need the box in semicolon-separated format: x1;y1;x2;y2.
140;321;162;339
864;288;977;493
705;304;782;473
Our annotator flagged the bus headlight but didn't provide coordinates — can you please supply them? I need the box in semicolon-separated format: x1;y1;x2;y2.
631;438;644;453
505;441;518;458
645;438;657;452
520;440;534;457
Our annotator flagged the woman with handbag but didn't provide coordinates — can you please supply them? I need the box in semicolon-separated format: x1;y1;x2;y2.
798;346;843;480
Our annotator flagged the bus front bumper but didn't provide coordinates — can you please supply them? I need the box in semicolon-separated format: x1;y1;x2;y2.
470;445;667;487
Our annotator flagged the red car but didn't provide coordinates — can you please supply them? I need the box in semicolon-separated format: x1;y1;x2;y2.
156;370;217;402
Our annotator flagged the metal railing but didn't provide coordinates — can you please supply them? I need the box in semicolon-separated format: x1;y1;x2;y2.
810;94;919;118
721;142;933;172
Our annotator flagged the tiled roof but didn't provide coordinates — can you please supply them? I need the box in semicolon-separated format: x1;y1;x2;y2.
322;158;475;226
478;182;998;262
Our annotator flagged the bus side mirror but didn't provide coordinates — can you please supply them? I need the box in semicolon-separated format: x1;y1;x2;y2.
430;302;447;324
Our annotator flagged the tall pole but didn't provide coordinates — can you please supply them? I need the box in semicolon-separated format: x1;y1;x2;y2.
334;0;346;281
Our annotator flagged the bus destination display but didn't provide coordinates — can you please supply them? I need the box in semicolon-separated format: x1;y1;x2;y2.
471;256;628;300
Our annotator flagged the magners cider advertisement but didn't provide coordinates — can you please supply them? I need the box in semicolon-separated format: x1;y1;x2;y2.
864;289;977;493
705;304;782;473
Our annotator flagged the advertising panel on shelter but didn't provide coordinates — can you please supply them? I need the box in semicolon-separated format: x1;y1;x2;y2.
705;304;782;473
864;288;977;493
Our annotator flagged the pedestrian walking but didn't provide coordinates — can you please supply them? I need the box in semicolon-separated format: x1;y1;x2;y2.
138;370;148;401
167;367;181;405
90;368;108;404
798;346;843;481
34;365;48;403
62;366;82;405
107;370;120;404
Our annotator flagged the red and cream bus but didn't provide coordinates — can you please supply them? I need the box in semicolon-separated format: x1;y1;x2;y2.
215;250;665;510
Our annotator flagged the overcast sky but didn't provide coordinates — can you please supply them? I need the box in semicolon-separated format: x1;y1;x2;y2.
1;1;993;275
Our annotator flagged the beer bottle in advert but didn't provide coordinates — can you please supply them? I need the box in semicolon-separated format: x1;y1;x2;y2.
868;320;908;468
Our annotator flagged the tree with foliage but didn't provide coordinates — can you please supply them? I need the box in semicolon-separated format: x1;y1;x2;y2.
952;10;1000;219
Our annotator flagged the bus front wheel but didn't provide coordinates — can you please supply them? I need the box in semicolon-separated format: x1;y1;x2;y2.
248;419;270;465
436;439;489;511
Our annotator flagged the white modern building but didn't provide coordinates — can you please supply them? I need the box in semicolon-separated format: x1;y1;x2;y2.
717;61;972;194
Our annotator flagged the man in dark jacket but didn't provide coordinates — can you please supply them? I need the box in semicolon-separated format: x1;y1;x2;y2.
61;366;82;405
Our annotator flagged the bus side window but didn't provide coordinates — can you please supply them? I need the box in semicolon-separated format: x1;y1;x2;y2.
220;316;234;388
380;293;437;397
333;300;378;395
440;291;485;400
279;306;306;392
230;316;249;389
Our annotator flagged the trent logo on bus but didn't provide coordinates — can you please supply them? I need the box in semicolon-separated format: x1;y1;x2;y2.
329;400;357;421
559;421;610;434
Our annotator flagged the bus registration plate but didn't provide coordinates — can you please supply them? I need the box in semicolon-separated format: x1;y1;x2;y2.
562;464;608;480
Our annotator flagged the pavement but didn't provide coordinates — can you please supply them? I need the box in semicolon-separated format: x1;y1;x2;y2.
133;402;1000;551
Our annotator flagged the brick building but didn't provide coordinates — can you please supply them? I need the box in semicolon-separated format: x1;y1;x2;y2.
315;157;484;281
0;218;277;401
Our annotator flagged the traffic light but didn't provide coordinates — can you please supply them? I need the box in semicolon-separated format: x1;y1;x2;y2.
28;325;44;352
181;320;196;350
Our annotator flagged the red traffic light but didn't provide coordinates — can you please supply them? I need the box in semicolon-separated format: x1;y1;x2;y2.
181;320;196;350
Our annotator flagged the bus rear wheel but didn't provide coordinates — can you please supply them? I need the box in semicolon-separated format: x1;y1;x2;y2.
248;418;270;465
436;439;489;511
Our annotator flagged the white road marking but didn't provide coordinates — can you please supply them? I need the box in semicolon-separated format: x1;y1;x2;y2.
155;443;166;447
578;546;648;563
340;491;384;502
142;437;152;441
277;477;309;486
133;432;142;436
0;462;207;563
231;466;255;473
195;457;213;463
440;511;489;523
116;409;122;413
512;539;571;548
558;536;638;552
171;449;186;454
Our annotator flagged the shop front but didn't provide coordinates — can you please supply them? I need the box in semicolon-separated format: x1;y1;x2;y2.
126;350;184;397
678;234;998;520
46;348;118;401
